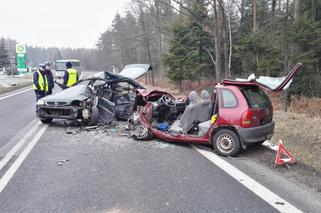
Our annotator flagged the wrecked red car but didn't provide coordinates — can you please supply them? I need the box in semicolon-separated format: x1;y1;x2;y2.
131;63;303;157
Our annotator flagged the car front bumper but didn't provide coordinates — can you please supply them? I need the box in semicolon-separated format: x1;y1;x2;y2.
238;122;275;144
37;105;82;120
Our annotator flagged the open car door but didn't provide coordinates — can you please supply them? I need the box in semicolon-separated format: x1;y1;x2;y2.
119;64;151;80
97;96;116;124
88;79;116;124
222;63;303;92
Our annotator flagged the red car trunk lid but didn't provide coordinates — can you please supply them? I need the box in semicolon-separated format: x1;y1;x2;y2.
240;86;273;127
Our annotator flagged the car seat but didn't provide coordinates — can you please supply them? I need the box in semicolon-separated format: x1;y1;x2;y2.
169;91;199;133
198;120;211;136
196;90;211;123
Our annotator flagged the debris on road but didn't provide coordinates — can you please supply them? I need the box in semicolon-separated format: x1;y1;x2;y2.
83;125;98;131
275;201;285;205
63;121;132;139
65;129;74;135
65;126;80;135
57;159;70;166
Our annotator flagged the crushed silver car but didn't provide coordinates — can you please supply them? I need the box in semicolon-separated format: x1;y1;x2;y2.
36;64;151;124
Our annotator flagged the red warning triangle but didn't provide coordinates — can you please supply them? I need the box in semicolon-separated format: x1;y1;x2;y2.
275;142;296;165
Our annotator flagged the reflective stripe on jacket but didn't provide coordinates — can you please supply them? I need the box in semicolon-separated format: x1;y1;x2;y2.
33;70;48;91
66;68;78;87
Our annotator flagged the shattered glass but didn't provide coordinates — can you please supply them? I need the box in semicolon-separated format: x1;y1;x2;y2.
256;76;292;90
236;75;293;90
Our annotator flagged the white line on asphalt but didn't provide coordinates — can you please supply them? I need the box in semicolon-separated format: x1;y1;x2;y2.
0;124;48;193
0;121;41;171
0;88;33;101
193;146;303;213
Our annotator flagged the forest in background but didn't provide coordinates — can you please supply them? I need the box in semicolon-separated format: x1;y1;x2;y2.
1;0;321;97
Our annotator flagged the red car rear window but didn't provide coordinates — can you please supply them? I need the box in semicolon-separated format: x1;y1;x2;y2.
241;87;271;109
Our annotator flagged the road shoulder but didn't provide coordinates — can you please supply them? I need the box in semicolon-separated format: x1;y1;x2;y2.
227;145;321;212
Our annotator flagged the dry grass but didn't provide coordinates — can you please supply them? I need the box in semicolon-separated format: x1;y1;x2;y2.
270;93;321;117
271;111;321;173
289;96;321;116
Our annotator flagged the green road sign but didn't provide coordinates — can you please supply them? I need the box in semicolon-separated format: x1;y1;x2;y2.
15;44;27;74
16;53;27;73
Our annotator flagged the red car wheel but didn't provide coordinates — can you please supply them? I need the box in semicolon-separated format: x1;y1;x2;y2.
212;129;241;157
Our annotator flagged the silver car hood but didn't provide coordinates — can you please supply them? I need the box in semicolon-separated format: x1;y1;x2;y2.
42;84;90;104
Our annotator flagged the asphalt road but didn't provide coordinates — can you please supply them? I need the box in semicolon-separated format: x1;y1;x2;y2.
0;86;319;213
0;88;36;148
0;122;277;213
0;86;61;149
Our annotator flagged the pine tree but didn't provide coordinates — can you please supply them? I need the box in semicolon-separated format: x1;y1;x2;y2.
162;16;192;91
163;0;214;90
185;0;214;80
0;39;10;69
289;8;321;97
233;0;282;77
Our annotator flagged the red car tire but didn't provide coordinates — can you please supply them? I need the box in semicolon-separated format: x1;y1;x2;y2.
212;129;241;157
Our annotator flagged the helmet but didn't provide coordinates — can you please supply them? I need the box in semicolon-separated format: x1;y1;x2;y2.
38;64;45;71
66;61;72;68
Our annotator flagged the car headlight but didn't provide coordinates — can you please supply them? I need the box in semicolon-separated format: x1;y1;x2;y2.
37;99;45;105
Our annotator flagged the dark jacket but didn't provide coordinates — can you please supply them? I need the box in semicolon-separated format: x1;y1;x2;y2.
45;70;54;89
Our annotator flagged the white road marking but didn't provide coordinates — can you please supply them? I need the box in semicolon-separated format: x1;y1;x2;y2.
0;88;33;101
0;124;48;193
0;121;41;170
193;146;303;213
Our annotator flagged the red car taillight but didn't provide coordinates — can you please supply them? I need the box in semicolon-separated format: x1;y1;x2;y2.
241;110;252;128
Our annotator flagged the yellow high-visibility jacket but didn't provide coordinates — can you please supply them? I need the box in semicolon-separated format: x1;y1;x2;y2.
66;68;78;87
33;70;49;91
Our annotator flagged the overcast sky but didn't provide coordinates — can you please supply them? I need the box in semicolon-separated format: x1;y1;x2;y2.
0;0;129;48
